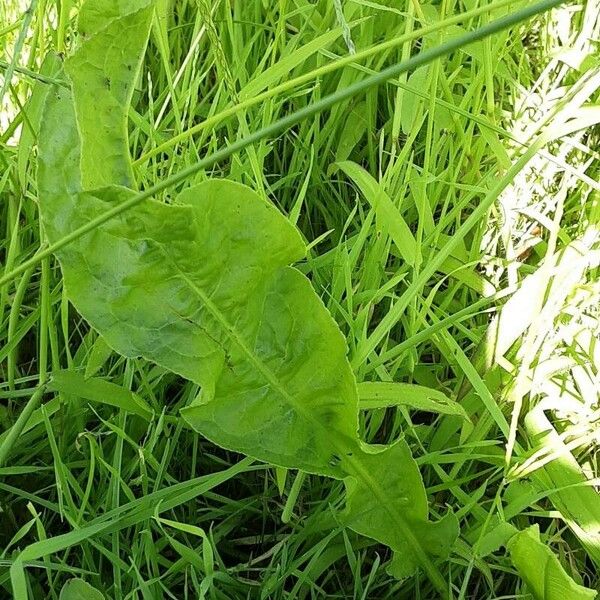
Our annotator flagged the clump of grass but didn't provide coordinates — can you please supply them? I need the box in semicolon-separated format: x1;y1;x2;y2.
1;1;599;599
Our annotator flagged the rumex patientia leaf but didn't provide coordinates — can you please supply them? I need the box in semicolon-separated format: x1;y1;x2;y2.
36;0;458;595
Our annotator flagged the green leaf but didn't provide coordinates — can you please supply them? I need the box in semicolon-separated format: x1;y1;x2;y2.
337;161;417;266
48;371;153;420
335;101;368;163
39;91;454;573
17;52;63;190
477;521;517;558
346;441;459;580
507;526;597;600
35;0;458;592
59;579;104;600
84;335;114;378
358;381;470;420
39;85;355;475
401;65;430;135
239;27;347;101
65;0;155;188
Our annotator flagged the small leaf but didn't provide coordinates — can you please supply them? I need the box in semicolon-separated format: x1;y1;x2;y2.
337;161;416;266
344;441;459;579
275;466;288;497
48;371;153;420
507;525;597;600
336;101;367;163
477;521;517;558
59;579;104;600
357;381;470;420
387;512;459;579
85;335;114;378
401;66;429;135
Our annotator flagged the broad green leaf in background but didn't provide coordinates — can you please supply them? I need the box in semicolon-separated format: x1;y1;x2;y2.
59;579;104;600
33;0;458;594
507;525;597;600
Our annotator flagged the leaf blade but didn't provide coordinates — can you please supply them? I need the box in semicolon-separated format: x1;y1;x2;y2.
507;526;597;600
358;381;470;420
59;579;104;600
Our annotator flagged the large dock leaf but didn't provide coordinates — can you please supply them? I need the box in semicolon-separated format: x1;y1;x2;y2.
36;0;457;595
